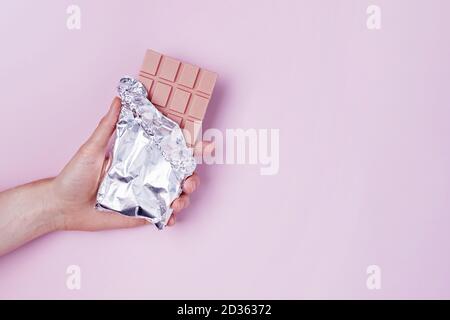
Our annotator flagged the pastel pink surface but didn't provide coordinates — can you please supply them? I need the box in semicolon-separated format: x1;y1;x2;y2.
1;0;450;300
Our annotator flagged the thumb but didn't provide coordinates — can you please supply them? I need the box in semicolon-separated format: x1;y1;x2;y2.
85;97;121;152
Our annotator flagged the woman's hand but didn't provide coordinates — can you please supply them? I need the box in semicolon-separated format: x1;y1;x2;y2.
0;98;212;256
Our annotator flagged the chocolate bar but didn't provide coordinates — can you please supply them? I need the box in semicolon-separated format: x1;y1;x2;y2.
138;49;217;145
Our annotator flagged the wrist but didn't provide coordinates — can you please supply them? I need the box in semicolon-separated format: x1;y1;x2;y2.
38;178;65;233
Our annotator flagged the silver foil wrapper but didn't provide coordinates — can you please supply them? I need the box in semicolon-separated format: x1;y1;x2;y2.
95;77;196;229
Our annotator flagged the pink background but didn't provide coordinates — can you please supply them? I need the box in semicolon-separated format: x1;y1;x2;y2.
1;0;450;299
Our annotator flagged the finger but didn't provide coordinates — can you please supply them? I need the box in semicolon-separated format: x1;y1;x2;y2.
85;97;121;152
167;215;176;226
99;153;112;182
182;173;200;194
194;140;215;157
171;194;190;213
78;209;149;231
99;214;148;229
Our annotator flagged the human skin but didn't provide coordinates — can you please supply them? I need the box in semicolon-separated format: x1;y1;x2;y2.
0;98;213;256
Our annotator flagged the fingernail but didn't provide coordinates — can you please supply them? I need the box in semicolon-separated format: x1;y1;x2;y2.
193;179;200;190
109;97;120;111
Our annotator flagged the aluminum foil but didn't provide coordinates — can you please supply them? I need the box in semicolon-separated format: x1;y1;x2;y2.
95;77;196;229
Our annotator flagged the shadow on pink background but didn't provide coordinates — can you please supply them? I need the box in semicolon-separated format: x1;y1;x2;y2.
0;0;449;299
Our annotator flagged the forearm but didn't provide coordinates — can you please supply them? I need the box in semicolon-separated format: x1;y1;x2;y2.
0;178;61;256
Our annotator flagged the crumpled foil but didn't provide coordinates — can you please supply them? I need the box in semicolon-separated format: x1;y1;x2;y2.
95;77;196;229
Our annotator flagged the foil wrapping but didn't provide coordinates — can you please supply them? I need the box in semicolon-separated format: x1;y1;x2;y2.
95;77;196;229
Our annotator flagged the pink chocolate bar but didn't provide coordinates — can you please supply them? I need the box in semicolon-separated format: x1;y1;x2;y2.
138;49;217;145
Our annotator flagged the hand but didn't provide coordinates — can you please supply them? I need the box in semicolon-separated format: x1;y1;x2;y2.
50;97;213;231
0;97;213;256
